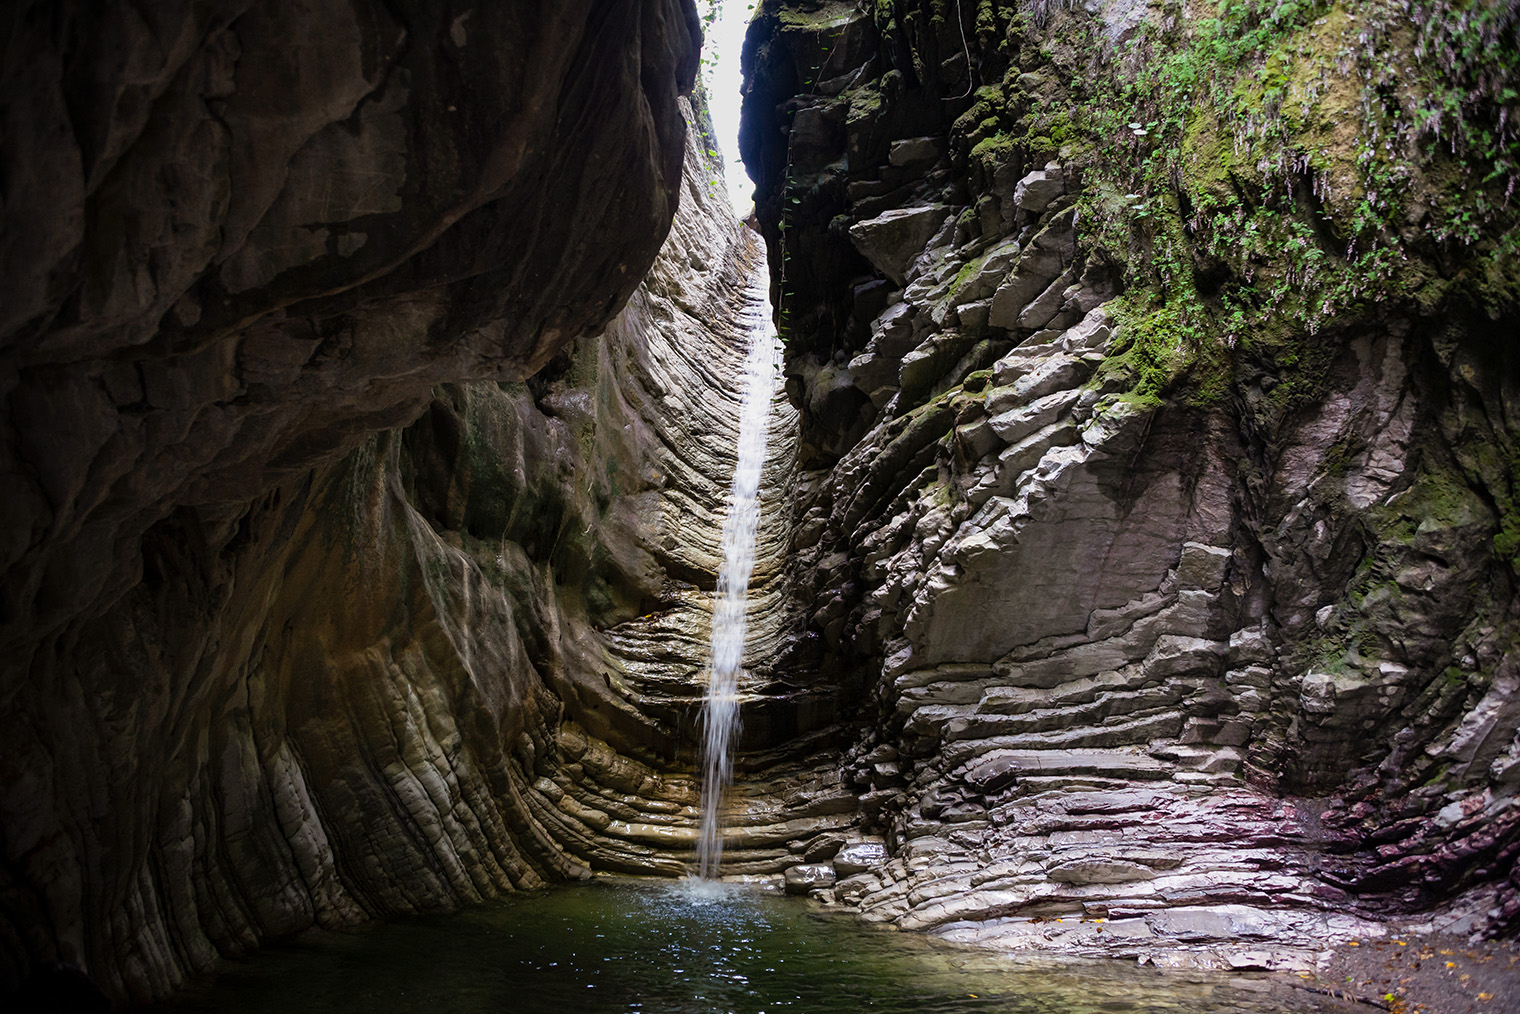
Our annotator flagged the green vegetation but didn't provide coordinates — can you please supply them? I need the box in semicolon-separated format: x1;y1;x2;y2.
1053;0;1519;408
1374;466;1492;544
932;0;1517;410
688;79;725;179
1474;440;1520;567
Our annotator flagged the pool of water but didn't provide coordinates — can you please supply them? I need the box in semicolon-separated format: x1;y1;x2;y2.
150;879;1353;1013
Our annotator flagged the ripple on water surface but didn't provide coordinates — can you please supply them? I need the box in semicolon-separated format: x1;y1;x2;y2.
150;879;1352;1013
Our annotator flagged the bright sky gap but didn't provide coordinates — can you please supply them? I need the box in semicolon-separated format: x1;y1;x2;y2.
699;1;757;215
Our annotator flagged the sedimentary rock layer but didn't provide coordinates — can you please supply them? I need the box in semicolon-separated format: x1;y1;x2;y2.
742;0;1519;970
0;59;860;994
4;0;1516;1002
1;0;702;659
0;2;746;1001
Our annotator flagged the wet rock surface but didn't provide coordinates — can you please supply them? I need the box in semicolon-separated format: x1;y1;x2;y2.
3;0;1518;1005
784;863;838;894
742;0;1519;974
834;840;890;875
1319;930;1520;1013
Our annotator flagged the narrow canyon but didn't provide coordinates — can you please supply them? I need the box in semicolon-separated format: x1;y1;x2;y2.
1;0;1517;1009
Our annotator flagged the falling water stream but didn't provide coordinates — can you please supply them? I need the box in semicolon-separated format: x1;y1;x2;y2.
145;265;1348;1014
697;266;780;879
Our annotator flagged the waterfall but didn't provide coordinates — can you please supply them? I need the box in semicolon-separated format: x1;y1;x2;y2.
696;268;780;879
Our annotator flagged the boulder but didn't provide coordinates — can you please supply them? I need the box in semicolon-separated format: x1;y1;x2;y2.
848;206;953;285
889;136;943;166
833;841;890;875
1012;167;1065;214
784;863;839;895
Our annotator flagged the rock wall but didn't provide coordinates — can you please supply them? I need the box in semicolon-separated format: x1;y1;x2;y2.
5;0;1518;1003
0;41;867;993
1;0;701;658
0;1;813;1003
742;0;1520;969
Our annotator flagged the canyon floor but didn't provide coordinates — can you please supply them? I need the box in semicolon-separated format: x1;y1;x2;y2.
1288;931;1520;1013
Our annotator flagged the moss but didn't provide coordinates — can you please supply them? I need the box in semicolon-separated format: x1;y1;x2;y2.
1098;282;1234;407
1178;114;1241;204
1041;108;1074;148
961;368;994;393
1479;442;1520;570
974;0;998;35
687;78;724;174
1374;467;1492;546
1045;0;1520;407
944;244;998;301
847;83;886;120
777;0;858;32
1472;230;1520;317
969;131;1018;177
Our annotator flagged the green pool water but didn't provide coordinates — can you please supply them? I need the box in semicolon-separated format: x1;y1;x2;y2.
149;879;1352;1013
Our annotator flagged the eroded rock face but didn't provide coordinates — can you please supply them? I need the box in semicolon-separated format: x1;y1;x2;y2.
1;0;700;672
5;0;1516;1001
743;0;1519;970
0;2;731;1002
0;70;866;997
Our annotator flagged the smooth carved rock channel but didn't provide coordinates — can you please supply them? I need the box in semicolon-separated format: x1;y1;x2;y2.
2;0;1518;1008
697;267;783;880
0;81;837;998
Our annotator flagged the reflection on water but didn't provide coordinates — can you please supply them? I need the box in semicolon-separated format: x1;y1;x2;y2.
150;879;1351;1013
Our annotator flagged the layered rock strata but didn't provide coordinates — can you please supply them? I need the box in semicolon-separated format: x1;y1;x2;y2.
5;0;1517;1001
1;0;702;661
2;80;854;998
0;4;864;1002
742;0;1520;971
